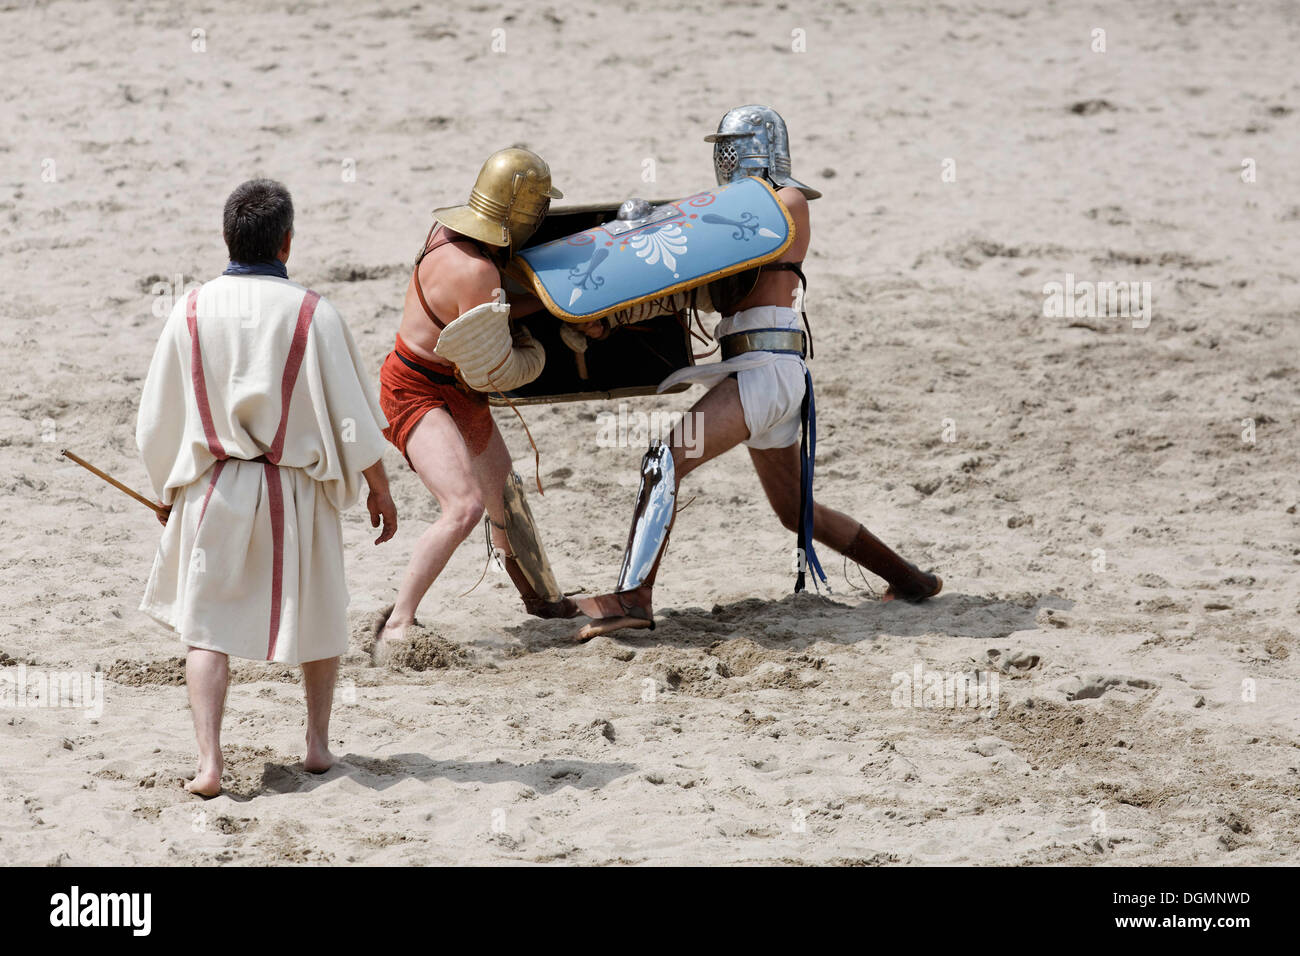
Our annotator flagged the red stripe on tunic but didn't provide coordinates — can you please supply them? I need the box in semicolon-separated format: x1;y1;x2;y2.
186;289;227;460
263;289;320;659
263;461;285;661
268;290;319;464
196;459;226;529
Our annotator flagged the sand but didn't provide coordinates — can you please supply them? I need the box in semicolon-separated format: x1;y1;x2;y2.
1;0;1297;865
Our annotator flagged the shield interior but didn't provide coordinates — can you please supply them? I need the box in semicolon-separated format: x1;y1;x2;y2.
493;202;694;406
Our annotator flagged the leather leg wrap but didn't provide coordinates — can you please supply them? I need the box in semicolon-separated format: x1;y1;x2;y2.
842;524;939;601
503;553;579;619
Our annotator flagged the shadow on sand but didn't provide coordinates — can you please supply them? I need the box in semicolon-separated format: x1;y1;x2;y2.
224;754;637;801
509;588;1075;653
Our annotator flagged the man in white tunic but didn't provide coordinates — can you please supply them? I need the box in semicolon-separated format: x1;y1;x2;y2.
137;179;397;796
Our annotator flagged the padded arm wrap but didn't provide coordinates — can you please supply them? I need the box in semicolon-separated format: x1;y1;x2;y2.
433;302;546;392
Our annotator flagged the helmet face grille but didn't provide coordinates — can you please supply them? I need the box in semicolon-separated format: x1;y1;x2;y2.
714;140;740;179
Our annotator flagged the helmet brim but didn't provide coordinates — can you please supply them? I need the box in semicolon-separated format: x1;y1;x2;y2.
430;204;510;247
773;174;822;201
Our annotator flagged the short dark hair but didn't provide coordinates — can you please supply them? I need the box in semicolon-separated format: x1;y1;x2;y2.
222;179;294;263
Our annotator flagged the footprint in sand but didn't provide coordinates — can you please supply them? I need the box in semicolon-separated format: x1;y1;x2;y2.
985;648;1042;674
1060;673;1156;701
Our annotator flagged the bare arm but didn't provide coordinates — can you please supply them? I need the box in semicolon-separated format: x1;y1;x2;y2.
362;458;397;545
454;258;510;317
777;187;811;259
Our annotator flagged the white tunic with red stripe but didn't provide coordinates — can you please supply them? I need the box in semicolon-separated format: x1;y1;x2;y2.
136;275;388;664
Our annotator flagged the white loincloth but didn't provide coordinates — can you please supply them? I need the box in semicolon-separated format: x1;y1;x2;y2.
136;275;389;664
657;305;807;450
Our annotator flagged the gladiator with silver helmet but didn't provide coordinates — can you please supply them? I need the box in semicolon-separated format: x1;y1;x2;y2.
573;105;944;640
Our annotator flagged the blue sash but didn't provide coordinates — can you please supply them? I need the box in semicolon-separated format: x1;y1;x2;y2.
796;369;827;593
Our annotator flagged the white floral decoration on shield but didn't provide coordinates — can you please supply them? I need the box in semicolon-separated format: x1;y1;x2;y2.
630;225;688;275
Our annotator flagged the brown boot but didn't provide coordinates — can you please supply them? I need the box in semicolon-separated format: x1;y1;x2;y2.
503;554;579;619
841;524;942;602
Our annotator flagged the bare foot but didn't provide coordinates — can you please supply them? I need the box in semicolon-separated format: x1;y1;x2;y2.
303;743;337;774
575;615;654;642
574;587;654;641
184;762;223;798
370;604;410;665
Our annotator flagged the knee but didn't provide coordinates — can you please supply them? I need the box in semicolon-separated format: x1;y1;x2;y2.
442;498;485;540
776;506;800;534
770;495;802;533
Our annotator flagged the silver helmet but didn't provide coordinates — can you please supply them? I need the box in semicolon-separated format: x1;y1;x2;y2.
704;105;821;200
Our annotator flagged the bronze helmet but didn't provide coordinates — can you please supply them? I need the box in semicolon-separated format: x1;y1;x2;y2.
433;147;563;251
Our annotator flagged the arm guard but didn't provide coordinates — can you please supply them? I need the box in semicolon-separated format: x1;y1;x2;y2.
433;302;546;392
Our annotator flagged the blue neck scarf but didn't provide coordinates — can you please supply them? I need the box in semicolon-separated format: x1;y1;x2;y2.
223;260;288;279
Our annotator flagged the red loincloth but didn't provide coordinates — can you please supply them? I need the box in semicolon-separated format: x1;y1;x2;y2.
379;334;494;465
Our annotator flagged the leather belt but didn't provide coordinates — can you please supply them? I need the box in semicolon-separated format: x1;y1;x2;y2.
719;328;807;360
396;349;463;388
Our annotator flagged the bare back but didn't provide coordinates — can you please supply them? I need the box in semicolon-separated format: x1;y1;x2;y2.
397;227;503;365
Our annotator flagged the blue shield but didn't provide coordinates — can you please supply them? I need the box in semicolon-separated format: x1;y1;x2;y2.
514;177;794;322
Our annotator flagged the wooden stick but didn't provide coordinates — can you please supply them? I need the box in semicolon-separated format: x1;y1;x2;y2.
60;449;167;518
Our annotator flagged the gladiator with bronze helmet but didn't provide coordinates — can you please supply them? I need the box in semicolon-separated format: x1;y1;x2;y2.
373;147;578;660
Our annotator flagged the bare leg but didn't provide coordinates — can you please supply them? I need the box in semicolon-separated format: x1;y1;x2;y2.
378;408;486;653
184;647;228;797
301;656;339;773
748;442;942;600
468;418;512;539
668;376;752;480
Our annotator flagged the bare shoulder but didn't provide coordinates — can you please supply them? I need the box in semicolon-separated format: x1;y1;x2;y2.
777;186;809;216
443;245;501;312
776;186;811;256
418;240;498;289
454;247;500;282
